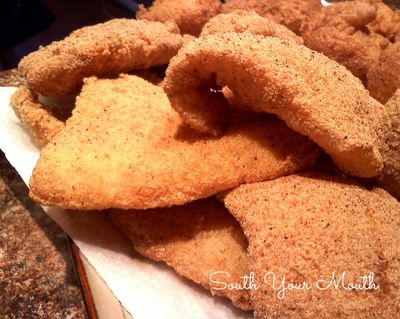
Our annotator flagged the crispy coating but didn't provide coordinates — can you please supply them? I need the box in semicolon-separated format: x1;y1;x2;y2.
137;0;221;36
182;33;197;46
109;197;251;310
29;75;319;210
10;86;65;146
368;2;400;41
376;89;400;198
163;33;389;178
200;10;302;111
224;173;400;319
222;0;321;33
367;41;400;103
300;2;396;84
19;19;183;97
200;10;303;44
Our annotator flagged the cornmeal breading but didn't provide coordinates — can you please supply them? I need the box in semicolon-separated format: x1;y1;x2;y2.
19;19;183;96
109;197;251;310
224;173;400;319
163;33;389;178
29;75;319;210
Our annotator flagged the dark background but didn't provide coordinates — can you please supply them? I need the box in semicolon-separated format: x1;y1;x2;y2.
0;0;154;70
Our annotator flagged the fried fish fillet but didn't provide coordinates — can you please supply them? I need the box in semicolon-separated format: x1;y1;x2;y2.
224;173;400;319
109;197;251;310
163;33;389;178
10;86;66;146
222;0;321;33
376;89;400;198
19;19;183;97
29;75;319;210
367;41;400;103
200;10;303;44
137;0;221;36
300;1;396;84
10;70;163;149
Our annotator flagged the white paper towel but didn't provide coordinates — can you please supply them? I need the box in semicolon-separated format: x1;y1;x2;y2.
0;87;252;319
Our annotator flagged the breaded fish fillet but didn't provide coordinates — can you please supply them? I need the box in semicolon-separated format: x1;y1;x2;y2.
137;0;221;36
200;10;303;43
10;86;65;146
29;75;319;210
109;197;251;310
222;0;321;33
19;19;183;97
224;173;400;319
367;41;400;103
163;33;389;178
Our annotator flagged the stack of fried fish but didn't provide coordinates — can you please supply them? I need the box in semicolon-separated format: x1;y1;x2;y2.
11;1;400;318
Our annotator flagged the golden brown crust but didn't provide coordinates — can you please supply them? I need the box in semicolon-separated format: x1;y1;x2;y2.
224;173;400;319
367;41;400;103
222;0;321;33
301;1;390;84
10;86;65;146
200;10;303;44
29;75;319;210
182;33;197;46
368;3;400;41
109;197;252;310
137;0;221;36
163;33;388;178
19;19;183;96
375;89;400;198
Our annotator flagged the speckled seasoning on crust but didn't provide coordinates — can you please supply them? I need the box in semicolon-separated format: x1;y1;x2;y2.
163;33;390;179
200;10;303;43
29;75;319;210
109;197;251;310
19;19;183;96
224;172;400;319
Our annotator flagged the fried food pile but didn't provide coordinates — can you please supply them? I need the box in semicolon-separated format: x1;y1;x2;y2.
11;3;400;318
200;10;303;43
301;1;400;102
222;0;322;34
137;0;221;36
163;33;387;178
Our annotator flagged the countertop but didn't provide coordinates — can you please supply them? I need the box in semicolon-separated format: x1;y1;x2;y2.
0;70;86;318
